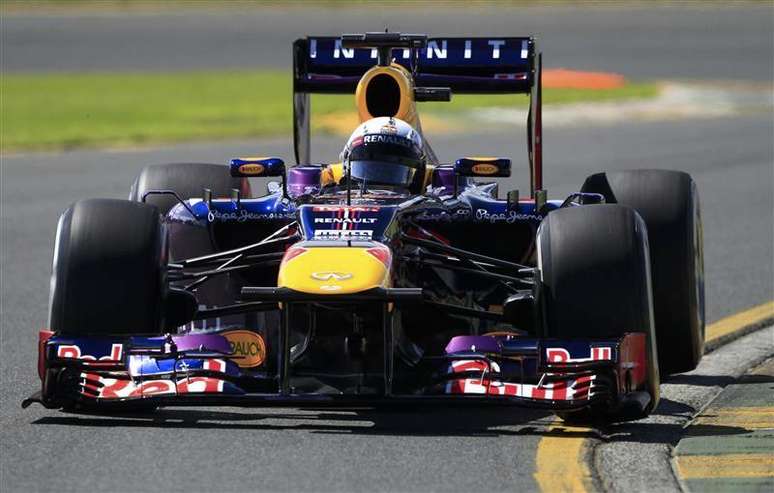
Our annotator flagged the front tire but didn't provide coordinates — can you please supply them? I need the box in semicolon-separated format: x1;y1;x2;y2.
582;169;704;375
537;204;659;421
49;199;167;335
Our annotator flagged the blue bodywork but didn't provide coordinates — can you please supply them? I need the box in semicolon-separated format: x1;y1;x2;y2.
169;165;561;235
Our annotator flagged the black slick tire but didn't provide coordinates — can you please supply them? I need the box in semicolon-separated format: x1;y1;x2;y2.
537;204;659;421
49;199;167;336
129;162;250;215
581;169;704;375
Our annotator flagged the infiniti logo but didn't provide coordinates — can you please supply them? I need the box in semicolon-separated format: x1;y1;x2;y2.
311;272;353;281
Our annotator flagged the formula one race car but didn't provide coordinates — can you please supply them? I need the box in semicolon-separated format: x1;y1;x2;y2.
24;33;705;422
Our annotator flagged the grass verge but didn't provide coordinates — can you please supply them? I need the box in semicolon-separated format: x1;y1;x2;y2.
1;70;658;152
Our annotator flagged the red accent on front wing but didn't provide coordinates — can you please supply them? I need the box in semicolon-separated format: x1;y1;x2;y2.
80;372;227;400
446;374;594;401
445;359;596;401
617;332;648;390
38;329;54;381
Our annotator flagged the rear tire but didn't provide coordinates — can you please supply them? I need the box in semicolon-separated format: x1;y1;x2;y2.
582;169;704;375
49;199;167;336
129;162;250;215
537;205;659;421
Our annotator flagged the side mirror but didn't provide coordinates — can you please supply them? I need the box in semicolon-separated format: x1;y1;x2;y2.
454;157;511;178
231;157;287;198
230;157;286;178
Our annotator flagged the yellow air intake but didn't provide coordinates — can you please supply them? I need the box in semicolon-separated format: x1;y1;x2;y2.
355;64;419;128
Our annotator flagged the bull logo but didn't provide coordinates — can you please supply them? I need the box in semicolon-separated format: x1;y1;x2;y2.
311;272;353;281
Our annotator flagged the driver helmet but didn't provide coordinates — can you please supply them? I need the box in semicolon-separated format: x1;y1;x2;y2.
340;117;425;189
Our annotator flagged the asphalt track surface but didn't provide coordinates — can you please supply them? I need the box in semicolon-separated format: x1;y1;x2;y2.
2;114;772;491
2;4;773;492
3;4;773;81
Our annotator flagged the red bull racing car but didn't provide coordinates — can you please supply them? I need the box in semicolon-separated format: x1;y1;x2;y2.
24;33;705;422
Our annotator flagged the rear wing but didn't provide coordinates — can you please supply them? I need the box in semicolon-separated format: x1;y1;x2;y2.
292;34;543;196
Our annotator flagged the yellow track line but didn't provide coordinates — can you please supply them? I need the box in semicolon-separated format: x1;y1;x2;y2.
534;424;595;492
692;406;774;430
676;453;774;479
706;301;774;343
534;300;774;492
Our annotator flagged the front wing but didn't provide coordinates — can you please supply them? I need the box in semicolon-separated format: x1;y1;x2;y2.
24;328;652;418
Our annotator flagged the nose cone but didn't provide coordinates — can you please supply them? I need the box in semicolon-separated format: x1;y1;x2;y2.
278;246;390;294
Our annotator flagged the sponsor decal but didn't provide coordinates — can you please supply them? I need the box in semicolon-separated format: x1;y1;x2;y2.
317;38;528;61
445;359;594;401
57;343;123;362
471;163;499;175
445;345;610;400
84;360;228;399
475;208;543;223
362;134;413;147
208;210;294;223
545;346;613;363
413;209;470;222
311;272;353;281
380;124;398;134
238;163;265;175
313;230;373;240
222;330;266;368
314;217;378;224
309;206;381;240
414;210;451;222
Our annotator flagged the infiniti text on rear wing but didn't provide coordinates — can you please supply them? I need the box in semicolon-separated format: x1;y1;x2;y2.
294;37;535;94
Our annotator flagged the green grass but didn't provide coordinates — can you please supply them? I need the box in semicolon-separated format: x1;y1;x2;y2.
421;83;659;112
1;70;658;152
